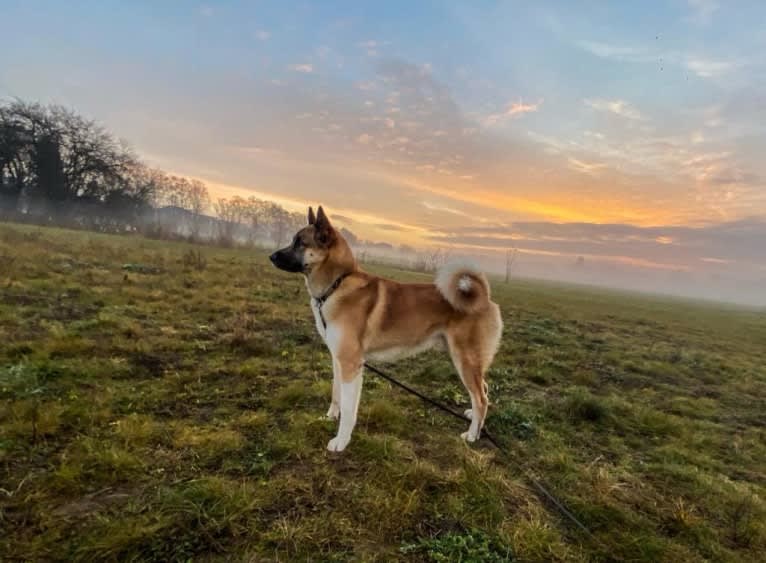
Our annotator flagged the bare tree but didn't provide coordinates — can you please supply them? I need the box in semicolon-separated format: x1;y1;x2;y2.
413;248;450;273
0;98;320;242
150;175;210;238
242;196;266;244
186;179;210;239
52;105;134;203
258;202;287;246
505;247;518;283
0;99;144;225
1;101;52;211
32;133;66;202
214;196;248;244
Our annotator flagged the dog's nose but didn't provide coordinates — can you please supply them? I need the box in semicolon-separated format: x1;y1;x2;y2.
269;252;278;264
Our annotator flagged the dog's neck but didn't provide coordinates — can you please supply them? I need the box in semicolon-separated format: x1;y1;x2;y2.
305;241;358;299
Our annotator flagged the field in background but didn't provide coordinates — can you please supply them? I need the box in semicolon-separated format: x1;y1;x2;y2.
1;222;765;562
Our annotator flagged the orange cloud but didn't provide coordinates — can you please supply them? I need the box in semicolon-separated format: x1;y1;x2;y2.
379;169;677;226
484;98;542;125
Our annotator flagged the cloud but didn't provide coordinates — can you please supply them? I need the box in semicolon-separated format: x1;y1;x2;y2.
684;57;735;78
575;41;652;63
585;98;643;120
428;218;766;267
533;118;763;208
356;133;373;145
198;4;214;18
374;222;407;231
255;30;271;41
228;145;283;157
288;64;314;73
359;40;389;49
330;214;355;224
567;157;607;175
422;201;473;217
484;99;542;125
358;40;389;57
686;0;719;25
71;50;762;241
576;39;739;81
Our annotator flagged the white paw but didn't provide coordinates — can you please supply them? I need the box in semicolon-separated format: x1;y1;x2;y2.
463;408;474;420
327;435;350;452
326;403;340;420
461;430;479;443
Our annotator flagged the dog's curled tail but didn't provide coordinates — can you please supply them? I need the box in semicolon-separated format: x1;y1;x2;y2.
435;261;491;315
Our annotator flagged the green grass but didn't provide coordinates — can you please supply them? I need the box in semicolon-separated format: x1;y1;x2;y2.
1;221;765;562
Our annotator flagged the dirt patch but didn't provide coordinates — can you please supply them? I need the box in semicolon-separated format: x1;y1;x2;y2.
50;486;138;520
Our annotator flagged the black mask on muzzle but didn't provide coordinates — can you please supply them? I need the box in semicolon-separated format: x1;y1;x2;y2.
269;248;304;273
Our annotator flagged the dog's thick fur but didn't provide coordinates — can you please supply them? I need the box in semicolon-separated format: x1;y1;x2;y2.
270;206;503;452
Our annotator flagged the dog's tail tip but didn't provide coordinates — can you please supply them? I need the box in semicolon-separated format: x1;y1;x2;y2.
435;261;491;314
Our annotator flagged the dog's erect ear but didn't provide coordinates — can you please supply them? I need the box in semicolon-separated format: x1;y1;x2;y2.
314;205;336;246
308;206;316;225
316;205;330;226
315;206;332;230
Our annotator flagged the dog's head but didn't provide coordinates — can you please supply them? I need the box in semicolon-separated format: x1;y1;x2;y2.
269;205;337;274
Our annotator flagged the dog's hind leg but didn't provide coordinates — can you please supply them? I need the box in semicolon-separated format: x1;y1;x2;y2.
463;380;490;421
463;367;489;443
447;335;488;442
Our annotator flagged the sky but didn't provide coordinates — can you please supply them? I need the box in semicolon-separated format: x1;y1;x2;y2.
1;1;765;304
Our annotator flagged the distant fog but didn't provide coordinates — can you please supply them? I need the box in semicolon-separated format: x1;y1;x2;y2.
351;242;766;309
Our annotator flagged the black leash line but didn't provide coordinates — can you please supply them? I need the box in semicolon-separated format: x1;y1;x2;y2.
362;361;596;541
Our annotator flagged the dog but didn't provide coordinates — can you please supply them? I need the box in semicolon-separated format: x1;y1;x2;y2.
270;206;503;452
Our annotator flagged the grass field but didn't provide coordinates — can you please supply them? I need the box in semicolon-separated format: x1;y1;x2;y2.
1;222;765;562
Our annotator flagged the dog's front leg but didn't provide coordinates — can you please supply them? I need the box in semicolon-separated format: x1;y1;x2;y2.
325;358;341;420
327;360;363;453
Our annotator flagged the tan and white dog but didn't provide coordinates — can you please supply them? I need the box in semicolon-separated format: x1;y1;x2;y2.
269;206;503;452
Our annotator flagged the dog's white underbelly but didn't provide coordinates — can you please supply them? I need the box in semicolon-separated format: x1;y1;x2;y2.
366;334;445;364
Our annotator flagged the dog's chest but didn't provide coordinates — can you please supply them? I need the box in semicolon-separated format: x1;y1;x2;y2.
310;299;327;342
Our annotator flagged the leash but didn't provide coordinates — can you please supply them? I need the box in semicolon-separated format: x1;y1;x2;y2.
362;361;597;541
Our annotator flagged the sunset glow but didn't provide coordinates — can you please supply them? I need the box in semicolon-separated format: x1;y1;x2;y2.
2;1;764;302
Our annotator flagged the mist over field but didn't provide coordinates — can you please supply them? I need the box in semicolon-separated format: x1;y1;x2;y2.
461;247;765;309
348;232;766;308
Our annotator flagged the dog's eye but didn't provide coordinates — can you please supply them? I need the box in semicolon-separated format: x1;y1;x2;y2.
293;238;303;250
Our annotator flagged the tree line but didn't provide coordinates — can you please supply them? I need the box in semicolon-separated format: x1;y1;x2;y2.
0;99;452;267
0;99;306;246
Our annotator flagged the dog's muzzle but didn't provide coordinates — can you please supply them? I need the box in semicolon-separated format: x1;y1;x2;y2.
269;250;303;273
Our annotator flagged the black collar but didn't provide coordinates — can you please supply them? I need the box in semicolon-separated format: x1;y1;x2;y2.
314;272;352;329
